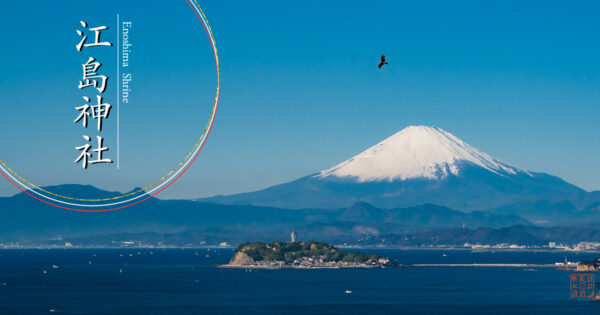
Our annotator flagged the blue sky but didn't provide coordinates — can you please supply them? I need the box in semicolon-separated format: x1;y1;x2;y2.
0;0;599;199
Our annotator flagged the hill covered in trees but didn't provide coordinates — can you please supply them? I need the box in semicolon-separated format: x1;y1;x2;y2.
236;241;379;264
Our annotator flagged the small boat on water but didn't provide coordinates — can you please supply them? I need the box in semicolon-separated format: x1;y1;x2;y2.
52;265;59;269
345;290;352;294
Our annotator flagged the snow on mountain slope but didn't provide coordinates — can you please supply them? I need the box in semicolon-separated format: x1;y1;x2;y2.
317;126;528;182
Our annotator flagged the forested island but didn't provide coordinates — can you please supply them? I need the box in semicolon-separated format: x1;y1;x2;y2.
221;241;397;269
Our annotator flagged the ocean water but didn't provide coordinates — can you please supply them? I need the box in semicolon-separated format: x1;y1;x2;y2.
0;248;599;314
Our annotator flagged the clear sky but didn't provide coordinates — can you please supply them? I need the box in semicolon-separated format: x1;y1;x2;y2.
0;0;599;199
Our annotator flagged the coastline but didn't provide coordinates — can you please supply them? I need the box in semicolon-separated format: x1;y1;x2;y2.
1;246;600;253
217;263;559;269
217;264;385;269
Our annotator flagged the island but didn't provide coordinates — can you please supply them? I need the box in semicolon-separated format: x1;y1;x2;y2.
220;241;397;269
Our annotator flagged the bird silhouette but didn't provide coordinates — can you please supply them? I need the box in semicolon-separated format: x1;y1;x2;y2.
378;55;388;68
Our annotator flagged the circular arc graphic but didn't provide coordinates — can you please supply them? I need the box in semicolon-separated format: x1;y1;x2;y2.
0;0;219;212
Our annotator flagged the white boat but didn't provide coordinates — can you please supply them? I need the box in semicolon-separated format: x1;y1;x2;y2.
345;290;352;294
52;265;59;269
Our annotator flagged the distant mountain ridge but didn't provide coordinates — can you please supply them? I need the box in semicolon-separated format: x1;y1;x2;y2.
0;185;529;242
1;126;599;243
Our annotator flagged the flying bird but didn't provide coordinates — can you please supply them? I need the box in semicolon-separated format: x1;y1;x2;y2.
378;55;388;68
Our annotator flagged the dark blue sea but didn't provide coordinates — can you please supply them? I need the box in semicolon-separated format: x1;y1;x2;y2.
0;248;599;314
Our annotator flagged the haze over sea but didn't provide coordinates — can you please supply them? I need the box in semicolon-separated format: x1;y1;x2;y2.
0;249;598;314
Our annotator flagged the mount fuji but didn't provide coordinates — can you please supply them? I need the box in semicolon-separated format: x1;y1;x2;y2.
316;125;524;182
203;126;590;219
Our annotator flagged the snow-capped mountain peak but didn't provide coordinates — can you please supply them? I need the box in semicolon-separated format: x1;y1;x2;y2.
317;126;525;182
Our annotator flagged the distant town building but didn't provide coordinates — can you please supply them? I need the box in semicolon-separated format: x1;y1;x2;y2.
291;231;297;243
120;241;135;247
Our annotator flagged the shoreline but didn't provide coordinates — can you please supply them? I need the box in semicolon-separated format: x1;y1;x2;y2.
218;264;384;269
337;246;600;253
410;263;557;267
218;263;563;269
0;246;598;254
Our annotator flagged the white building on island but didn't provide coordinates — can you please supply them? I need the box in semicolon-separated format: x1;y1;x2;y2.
291;231;297;243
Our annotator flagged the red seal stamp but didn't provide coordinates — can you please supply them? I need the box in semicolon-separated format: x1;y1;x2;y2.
570;273;594;298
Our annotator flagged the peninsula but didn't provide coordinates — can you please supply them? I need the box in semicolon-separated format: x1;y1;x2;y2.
220;241;396;269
